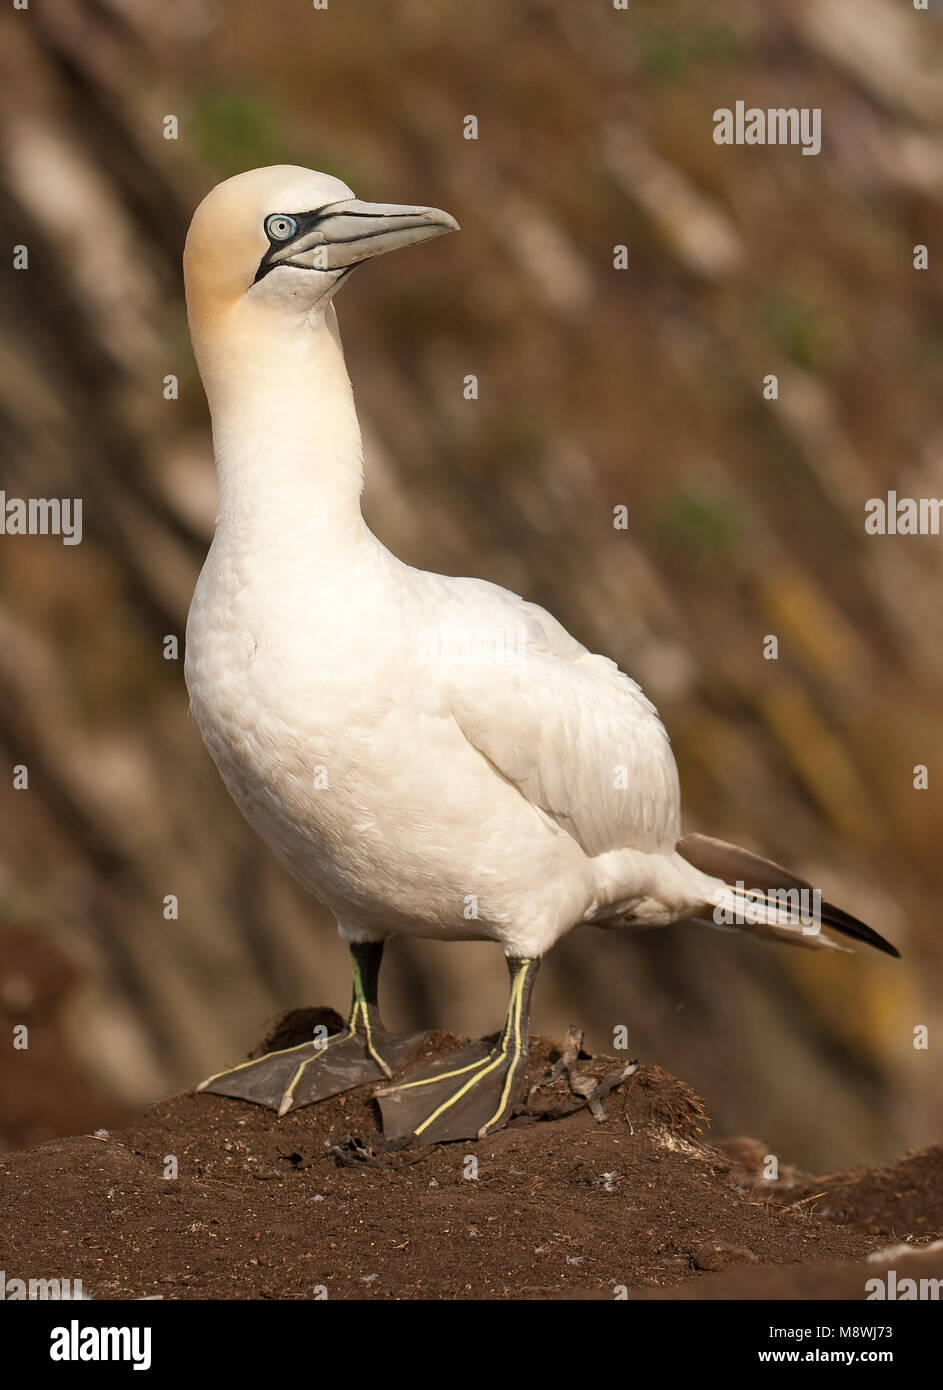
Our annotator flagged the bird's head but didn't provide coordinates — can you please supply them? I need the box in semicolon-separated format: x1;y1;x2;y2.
183;165;458;336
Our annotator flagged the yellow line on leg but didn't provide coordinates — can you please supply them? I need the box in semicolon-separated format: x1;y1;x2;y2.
197;1025;354;1091
478;963;528;1135
277;1026;359;1114
409;959;533;1137
355;999;394;1079
412;1050;508;1136
376;1054;491;1095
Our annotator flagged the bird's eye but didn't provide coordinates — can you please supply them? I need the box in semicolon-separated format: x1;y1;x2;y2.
265;214;298;242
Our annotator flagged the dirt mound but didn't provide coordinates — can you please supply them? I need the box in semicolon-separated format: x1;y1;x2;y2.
1;1026;941;1300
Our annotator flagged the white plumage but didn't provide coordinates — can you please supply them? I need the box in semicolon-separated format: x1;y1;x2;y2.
183;167;894;1141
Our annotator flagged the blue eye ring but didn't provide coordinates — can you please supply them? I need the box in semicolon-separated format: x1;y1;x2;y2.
265;213;298;242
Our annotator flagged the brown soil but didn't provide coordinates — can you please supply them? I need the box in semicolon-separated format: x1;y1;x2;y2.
2;1022;941;1301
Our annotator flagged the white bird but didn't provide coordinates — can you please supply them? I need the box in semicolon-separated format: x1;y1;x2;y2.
184;166;897;1143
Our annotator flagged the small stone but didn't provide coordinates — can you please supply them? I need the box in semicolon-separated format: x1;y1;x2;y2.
693;1242;759;1272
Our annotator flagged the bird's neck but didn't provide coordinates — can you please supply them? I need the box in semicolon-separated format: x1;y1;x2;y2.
197;302;368;557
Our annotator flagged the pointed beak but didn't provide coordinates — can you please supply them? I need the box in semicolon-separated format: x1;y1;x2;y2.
267;199;459;273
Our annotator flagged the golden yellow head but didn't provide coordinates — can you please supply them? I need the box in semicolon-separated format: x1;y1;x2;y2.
183;164;458;336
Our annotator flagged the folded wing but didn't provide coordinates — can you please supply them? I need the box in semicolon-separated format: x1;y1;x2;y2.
443;580;681;857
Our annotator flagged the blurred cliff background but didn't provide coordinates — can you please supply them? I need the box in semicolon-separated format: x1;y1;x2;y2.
0;0;941;1168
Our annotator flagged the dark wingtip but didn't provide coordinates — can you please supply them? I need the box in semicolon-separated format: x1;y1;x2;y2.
820;901;901;958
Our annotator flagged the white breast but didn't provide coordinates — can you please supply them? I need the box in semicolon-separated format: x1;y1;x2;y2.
185;536;610;956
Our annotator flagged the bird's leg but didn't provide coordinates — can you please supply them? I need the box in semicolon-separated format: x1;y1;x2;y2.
196;941;430;1114
376;955;540;1144
343;940;403;1076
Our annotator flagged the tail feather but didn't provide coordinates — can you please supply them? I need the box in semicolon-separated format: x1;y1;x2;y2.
678;833;900;959
690;901;849;953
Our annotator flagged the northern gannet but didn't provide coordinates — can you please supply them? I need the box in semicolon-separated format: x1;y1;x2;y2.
184;166;898;1143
